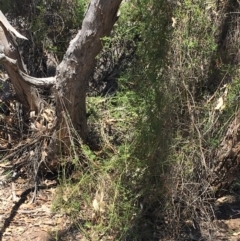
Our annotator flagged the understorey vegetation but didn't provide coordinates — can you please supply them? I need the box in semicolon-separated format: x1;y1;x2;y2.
0;0;240;240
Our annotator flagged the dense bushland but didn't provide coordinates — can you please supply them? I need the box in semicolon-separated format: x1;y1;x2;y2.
1;0;240;240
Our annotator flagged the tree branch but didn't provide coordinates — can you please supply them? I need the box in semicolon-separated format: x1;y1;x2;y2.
19;72;56;88
0;53;56;88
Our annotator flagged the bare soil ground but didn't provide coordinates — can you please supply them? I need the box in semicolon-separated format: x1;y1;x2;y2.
0;174;83;241
1;172;240;241
215;194;240;241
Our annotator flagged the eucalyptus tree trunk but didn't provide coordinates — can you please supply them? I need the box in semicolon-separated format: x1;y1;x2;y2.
0;0;123;177
0;0;122;141
55;0;122;142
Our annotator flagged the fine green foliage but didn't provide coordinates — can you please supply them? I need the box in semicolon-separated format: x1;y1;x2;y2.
53;93;140;240
53;0;227;239
3;0;238;240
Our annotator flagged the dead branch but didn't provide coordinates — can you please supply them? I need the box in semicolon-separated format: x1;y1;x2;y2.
0;52;56;89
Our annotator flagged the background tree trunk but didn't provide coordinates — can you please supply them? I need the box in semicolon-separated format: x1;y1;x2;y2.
55;0;122;143
209;112;240;196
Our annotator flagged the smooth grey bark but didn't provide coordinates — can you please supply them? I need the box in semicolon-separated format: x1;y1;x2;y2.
0;0;123;145
55;0;122;142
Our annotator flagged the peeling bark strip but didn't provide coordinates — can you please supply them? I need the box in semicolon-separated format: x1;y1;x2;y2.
55;0;122;142
0;11;41;113
0;11;27;40
0;11;58;113
210;112;240;196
